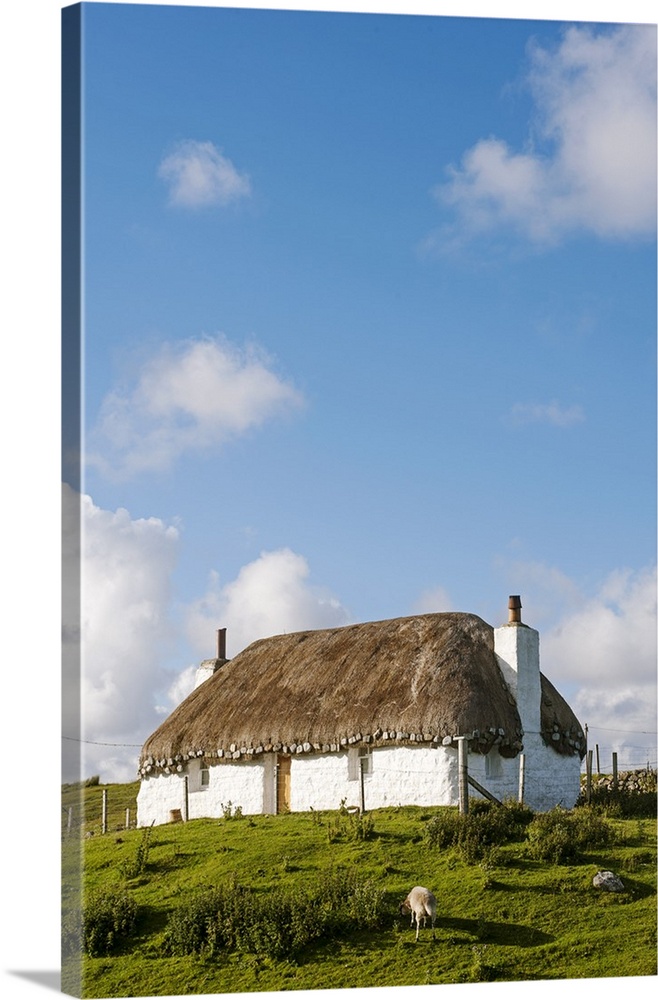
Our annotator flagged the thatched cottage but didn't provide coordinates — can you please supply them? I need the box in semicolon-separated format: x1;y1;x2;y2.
136;598;585;825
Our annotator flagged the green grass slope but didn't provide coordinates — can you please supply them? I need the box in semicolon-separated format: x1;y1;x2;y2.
62;789;657;998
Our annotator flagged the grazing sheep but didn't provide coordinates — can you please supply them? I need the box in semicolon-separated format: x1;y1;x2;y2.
399;886;436;942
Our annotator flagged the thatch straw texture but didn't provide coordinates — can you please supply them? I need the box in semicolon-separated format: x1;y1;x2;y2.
541;674;586;757
139;612;584;775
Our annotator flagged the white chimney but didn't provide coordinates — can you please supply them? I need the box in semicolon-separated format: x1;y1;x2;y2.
494;596;541;737
193;628;229;689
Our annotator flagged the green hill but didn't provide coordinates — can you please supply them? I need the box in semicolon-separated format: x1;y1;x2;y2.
62;786;656;997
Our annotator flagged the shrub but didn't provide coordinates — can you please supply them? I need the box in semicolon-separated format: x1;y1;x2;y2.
349;811;376;841
526;806;614;864
163;867;387;960
584;788;657;820
424;810;462;850
425;800;534;861
164;878;244;956
119;823;154;880
570;807;614;848
527;809;576;864
82;888;138;956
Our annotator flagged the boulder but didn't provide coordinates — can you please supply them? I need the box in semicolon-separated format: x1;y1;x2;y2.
593;870;624;892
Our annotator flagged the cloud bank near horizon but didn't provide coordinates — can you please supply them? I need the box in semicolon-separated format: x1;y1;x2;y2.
64;483;656;782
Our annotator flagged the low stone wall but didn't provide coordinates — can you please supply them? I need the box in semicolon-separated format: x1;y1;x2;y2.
582;767;656;794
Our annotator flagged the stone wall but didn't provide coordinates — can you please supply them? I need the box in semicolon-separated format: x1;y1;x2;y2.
583;767;656;795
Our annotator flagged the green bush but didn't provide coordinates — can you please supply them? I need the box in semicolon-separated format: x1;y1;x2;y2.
424;809;464;850
119;823;154;880
82;888;138;956
163;867;387;960
526;806;614;864
425;800;534;861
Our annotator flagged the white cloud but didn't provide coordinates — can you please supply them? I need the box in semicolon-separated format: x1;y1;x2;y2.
505;561;657;763
507;400;585;427
543;565;657;690
63;485;350;781
436;24;657;245
88;335;304;479
62;484;180;782
185;549;352;661
413;585;455;614
164;665;198;712
158;139;251;208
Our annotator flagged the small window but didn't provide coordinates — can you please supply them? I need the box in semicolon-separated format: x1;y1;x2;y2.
348;746;372;780
484;752;503;780
200;767;210;788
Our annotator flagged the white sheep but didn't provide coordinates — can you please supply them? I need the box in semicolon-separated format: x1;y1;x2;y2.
399;886;437;942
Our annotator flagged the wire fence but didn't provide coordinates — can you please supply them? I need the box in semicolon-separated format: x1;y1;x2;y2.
63;754;657;839
63;722;657;836
581;744;657;774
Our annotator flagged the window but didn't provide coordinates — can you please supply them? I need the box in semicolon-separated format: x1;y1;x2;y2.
190;762;210;792
484;752;503;780
348;746;372;780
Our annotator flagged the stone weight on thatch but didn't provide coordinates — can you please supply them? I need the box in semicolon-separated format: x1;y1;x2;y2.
593;870;625;892
139;611;584;777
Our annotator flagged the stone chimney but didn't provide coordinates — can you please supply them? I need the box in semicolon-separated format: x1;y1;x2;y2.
193;628;229;689
493;596;541;737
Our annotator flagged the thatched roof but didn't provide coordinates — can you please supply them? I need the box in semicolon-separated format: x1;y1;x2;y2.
139;612;585;776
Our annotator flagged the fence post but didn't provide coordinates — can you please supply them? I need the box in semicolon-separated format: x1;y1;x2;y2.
456;737;469;815
125;808;131;830
612;752;618;790
595;743;600;776
184;774;189;822
518;753;526;804
67;806;73;836
586;750;593;804
359;757;366;813
102;788;108;834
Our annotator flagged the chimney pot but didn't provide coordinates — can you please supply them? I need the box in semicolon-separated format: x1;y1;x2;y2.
217;627;227;660
508;595;522;624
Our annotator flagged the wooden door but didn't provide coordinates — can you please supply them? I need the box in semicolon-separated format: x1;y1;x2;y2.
276;755;291;813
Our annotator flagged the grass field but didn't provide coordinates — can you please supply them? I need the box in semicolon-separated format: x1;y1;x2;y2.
61;782;656;998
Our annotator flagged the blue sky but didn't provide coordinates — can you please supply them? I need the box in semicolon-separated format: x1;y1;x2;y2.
55;0;656;783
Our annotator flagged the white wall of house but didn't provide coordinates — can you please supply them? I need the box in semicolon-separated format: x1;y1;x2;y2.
290;745;460;812
467;740;581;812
136;740;581;826
136;757;267;826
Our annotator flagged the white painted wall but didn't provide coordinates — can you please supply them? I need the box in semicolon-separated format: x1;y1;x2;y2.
136;740;581;826
489;620;581;810
467;741;581;812
290;745;460;812
494;622;541;736
136;757;267;825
